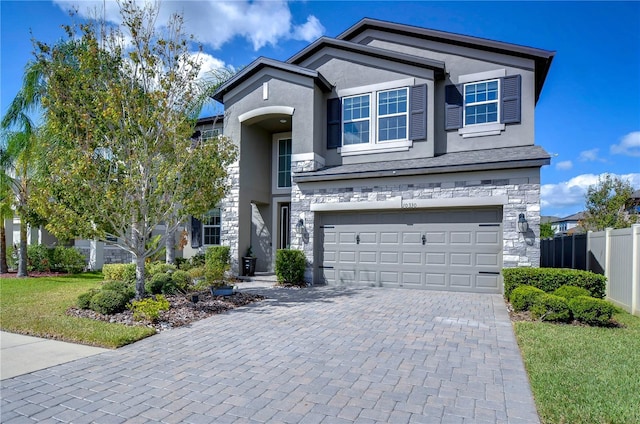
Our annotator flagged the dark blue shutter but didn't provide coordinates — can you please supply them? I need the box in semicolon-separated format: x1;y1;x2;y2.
327;98;341;149
501;75;521;124
409;84;427;140
445;84;463;130
190;216;202;248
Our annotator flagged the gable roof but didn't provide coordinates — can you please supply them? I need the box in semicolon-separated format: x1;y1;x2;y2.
337;18;555;103
287;37;446;79
293;145;550;183
553;212;585;223
212;57;332;103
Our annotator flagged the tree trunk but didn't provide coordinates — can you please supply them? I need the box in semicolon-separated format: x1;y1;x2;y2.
0;220;8;273
17;222;28;277
165;227;175;264
135;254;146;299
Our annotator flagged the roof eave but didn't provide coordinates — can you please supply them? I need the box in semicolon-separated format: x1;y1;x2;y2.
293;158;551;184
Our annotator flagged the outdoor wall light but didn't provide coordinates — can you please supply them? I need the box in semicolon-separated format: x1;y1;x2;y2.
296;218;304;231
517;213;529;233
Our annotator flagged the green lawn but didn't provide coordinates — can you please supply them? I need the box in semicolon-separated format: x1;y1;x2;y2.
515;311;640;424
0;273;155;348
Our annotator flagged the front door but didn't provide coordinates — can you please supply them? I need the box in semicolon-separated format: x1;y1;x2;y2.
279;203;291;249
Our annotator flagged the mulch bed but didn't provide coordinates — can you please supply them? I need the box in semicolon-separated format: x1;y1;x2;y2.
67;291;265;332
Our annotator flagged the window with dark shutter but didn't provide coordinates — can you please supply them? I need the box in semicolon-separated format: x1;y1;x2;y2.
327;98;341;149
409;84;427;140
190;216;202;248
445;84;463;130
501;75;521;124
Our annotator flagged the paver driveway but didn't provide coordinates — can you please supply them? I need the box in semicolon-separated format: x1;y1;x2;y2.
1;285;539;423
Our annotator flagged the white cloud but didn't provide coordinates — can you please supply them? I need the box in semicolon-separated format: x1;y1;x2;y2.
555;160;573;170
53;0;325;51
541;172;640;212
611;131;640;157
578;148;605;162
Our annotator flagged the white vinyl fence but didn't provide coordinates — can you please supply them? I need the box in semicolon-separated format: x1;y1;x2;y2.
588;224;640;316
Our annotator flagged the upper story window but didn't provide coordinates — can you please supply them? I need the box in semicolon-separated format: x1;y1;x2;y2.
378;89;408;142
277;138;292;188
343;95;370;145
202;208;221;245
464;80;499;126
329;79;426;156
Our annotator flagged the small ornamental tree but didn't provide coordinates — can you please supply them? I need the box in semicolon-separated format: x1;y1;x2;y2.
582;174;638;230
30;1;237;297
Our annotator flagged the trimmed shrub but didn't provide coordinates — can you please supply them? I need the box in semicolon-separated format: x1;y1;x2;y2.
102;263;137;283
101;280;135;299
569;296;617;326
27;245;53;272
190;253;206;268
89;289;130;315
77;289;99;309
175;257;190;270
51;246;86;273
171;270;191;292
6;245;17;270
275;249;306;285
530;293;571;322
502;268;606;299
509;285;545;312
129;295;170;322
187;266;205;279
553;285;591;301
147;261;177;277
146;273;172;295
205;246;231;285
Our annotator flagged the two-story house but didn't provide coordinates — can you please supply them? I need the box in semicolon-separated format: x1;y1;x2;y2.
190;18;554;294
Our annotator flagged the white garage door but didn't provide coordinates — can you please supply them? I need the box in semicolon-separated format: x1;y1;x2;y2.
319;208;503;293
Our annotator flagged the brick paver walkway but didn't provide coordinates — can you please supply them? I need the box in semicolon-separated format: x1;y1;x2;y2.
1;284;539;423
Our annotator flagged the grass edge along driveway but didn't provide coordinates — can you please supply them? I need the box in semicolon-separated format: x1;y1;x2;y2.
0;273;155;349
514;311;640;424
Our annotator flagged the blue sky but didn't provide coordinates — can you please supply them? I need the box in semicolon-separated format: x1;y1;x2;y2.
2;1;639;218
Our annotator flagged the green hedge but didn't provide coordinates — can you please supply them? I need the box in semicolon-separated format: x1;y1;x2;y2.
552;285;591;301
503;268;606;299
510;285;545;312
275;249;306;285
531;293;571;322
569;296;617;326
102;263;138;283
15;245;87;273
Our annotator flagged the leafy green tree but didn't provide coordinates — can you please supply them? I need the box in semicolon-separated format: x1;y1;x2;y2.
540;222;554;238
582;175;638;231
31;1;237;297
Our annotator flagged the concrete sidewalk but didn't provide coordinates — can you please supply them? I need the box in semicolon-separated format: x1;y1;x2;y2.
0;331;109;380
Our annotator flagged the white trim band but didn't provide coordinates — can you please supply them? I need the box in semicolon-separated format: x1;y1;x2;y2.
238;106;294;123
310;195;508;212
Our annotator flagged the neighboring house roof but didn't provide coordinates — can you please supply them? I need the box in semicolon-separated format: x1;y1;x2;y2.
213;57;332;102
552;212;585;223
293;145;550;183
336;18;555;103
286;37;446;79
632;189;640;200
540;216;560;224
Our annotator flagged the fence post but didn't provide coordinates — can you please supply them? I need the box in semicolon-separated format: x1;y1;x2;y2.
586;230;592;271
605;227;612;299
632;224;639;316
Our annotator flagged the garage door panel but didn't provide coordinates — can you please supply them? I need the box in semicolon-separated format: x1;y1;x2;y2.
359;232;377;244
380;251;399;264
402;252;422;265
426;273;446;287
450;274;472;287
477;253;499;266
476;274;500;289
402;232;422;244
450;253;472;266
339;251;356;263
425;232;446;244
425;252;447;265
476;231;500;244
380;232;399;244
320;209;503;294
359;251;377;263
401;272;422;286
450;232;472;244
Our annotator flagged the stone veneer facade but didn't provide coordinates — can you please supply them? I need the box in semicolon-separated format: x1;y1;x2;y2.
220;157;541;283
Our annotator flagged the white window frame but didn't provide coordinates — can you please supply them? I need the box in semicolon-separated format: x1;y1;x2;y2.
272;132;293;194
202;208;221;246
376;88;408;143
463;79;500;128
276;137;292;189
337;79;414;156
342;93;371;146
